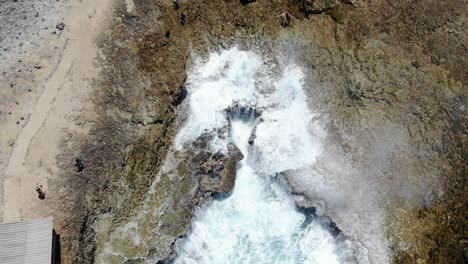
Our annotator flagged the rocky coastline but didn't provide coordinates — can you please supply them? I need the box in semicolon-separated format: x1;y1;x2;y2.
0;0;465;263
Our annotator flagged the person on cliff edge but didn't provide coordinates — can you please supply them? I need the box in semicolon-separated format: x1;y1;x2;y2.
180;11;186;26
279;11;295;27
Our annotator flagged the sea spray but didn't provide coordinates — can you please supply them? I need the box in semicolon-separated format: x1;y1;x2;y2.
173;48;342;264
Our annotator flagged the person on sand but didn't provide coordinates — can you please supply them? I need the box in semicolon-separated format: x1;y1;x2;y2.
180;11;186;26
173;0;179;10
35;185;46;200
279;11;295;27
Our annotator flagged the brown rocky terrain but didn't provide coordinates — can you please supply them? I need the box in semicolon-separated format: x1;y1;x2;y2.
1;0;466;263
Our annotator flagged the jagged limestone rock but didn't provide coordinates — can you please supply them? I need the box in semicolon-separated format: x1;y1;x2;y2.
41;0;466;263
199;143;244;194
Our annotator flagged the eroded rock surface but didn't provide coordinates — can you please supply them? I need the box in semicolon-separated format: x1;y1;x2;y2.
199;143;244;195
1;0;464;263
295;0;337;14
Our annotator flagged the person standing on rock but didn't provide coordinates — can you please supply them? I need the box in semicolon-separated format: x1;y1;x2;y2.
180;12;187;26
35;185;46;200
279;11;295;27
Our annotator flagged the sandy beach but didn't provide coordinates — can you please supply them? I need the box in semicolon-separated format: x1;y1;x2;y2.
0;0;113;223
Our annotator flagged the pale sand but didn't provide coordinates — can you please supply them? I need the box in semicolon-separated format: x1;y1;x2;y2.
0;0;114;223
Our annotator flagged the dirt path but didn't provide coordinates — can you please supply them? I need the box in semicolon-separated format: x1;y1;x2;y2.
1;0;114;223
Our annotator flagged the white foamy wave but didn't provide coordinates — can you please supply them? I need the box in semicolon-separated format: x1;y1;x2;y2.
173;48;343;264
174;118;339;264
251;66;325;175
175;48;262;150
176;48;325;171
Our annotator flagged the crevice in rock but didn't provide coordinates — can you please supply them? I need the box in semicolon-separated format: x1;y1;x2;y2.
240;0;257;5
171;83;188;107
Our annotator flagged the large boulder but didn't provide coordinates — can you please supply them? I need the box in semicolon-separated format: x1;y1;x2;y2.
199;143;244;194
